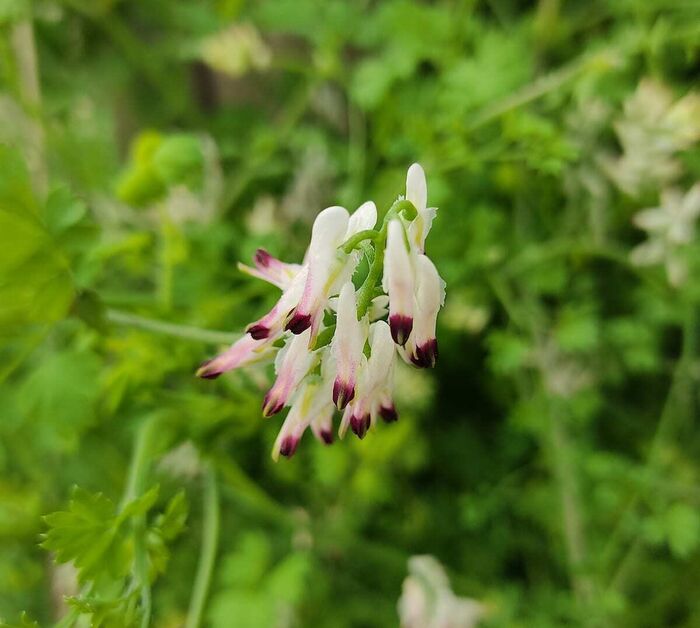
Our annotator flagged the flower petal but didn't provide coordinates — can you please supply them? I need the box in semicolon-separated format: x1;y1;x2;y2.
346;200;378;237
287;206;349;337
330;282;367;410
196;335;274;379
383;220;415;346
406;255;445;368
406;163;427;212
237;248;302;290
262;329;318;416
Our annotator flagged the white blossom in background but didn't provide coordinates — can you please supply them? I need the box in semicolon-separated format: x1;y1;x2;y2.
398;556;485;628
605;79;700;196
199;23;272;77
630;184;700;287
197;164;445;458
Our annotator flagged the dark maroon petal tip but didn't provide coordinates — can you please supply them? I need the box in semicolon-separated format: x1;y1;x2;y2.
350;414;370;440
389;314;413;346
379;404;398;423
262;392;284;417
412;338;438;368
254;248;273;267
320;429;334;445
332;379;355;410
196;359;221;379
285;311;312;335
279;435;299;458
246;323;270;340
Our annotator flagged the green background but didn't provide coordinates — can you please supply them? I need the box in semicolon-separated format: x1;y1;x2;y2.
1;0;700;625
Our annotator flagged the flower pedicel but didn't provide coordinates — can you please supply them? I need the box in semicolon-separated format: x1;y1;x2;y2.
197;164;446;459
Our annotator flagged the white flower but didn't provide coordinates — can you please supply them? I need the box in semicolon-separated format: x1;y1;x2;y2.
339;321;398;439
402;255;446;368
286;202;376;342
606;79;700;196
384;219;415;346
398;556;485;628
262;329;318;417
330;282;368;410
405;163;437;252
630;184;700;286
198;164;445;458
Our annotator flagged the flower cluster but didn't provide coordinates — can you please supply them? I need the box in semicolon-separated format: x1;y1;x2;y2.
197;164;445;459
630;184;700;286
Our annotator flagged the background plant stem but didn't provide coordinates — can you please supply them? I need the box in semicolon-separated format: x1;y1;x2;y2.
10;10;47;197
186;465;220;628
122;416;159;628
107;309;238;345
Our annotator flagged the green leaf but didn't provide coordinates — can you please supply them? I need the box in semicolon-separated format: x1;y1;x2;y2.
19;349;101;451
117;485;160;524
152;134;204;188
42;485;162;583
0;148;73;327
486;330;531;375
154;490;188;541
66;591;140;628
44;186;87;235
665;503;700;559
42;487;126;582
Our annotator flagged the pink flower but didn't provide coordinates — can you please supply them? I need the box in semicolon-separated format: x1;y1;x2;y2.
196;334;274;379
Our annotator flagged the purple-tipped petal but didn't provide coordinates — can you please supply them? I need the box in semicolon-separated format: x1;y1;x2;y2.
262;391;285;417
285;310;312;334
379;404;399;423
389;314;413;346
246;323;270;340
414;338;438;368
196;359;222;379
254;248;273;267
320;429;334;445
279;435;299;458
350;413;370;439
333;378;355;410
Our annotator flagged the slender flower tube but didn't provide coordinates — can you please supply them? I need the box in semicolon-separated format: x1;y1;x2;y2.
237;248;302;290
270;383;314;460
271;353;337;458
340;321;397;438
330;282;368;410
262;329;317;417
383;220;415;346
405;255;445;368
196;334;274;379
285;205;349;338
405;163;437;253
245;266;308;340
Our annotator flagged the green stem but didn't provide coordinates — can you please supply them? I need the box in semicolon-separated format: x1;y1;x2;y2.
354;198;418;318
547;398;594;609
466;48;622;131
341;229;377;254
121;417;159;628
10;11;48;197
186;465;220;628
606;304;698;593
107;309;237;345
356;231;386;319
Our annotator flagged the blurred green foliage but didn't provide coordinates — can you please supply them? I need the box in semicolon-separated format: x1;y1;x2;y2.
1;0;700;626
